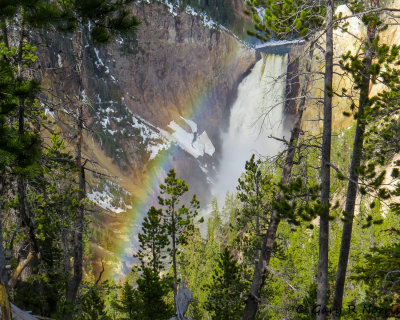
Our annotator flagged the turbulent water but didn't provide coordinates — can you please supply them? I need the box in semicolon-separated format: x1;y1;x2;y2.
212;53;289;203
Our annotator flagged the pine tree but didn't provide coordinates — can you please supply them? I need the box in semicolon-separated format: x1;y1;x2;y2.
204;247;246;320
81;288;110;320
157;168;200;309
130;205;174;319
135;206;169;274
242;0;328;316
331;5;400;317
236;155;276;266
0;0;140;314
112;281;141;320
207;198;222;241
136;268;174;320
47;1;140;305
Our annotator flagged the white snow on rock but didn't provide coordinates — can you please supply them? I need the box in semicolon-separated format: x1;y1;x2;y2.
164;1;178;16
94;47;111;74
100;100;214;161
42;101;55;119
87;180;132;214
148;140;170;160
166;120;215;158
195;131;215;156
131;113;215;159
81;89;88;103
57;53;63;68
180;116;197;132
87;190;125;214
126;111;171;160
101;117;110;128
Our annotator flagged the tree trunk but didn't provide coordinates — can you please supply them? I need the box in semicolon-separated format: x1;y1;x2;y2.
0;179;12;320
8;252;34;289
242;42;315;320
67;104;85;303
171;207;178;312
331;16;376;320
61;216;71;277
66;22;86;304
16;23;38;259
317;1;334;319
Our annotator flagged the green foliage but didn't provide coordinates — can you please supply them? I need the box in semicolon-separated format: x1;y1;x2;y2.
164;0;247;35
131;169;199;317
204;248;247;320
245;0;325;41
82;288;110;320
0;42;41;177
158;169;200;248
111;281;142;320
235;154;278;265
56;0;140;44
135;206;169;273
178;202;226;319
0;0;63;29
0;0;141;317
136;268;174;320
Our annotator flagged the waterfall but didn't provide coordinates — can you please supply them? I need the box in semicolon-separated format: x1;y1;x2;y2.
212;53;288;203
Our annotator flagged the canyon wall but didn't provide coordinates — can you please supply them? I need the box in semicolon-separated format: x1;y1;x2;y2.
34;1;256;277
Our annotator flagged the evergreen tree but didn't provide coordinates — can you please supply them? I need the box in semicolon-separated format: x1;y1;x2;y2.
352;231;400;316
111;281;141;320
0;0;140;315
331;4;400;317
204;248;246;320
242;0;329;316
127;204;174;318
207;198;222;241
236;155;276;265
136;268;174;320
47;0;140;306
157;168;200;308
135;206;169;274
82;288;110;320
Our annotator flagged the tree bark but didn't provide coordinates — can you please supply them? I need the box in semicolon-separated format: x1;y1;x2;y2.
317;1;334;319
16;23;39;259
0;179;12;320
171;203;178;312
66;22;86;304
242;42;315;320
67;104;85;303
331;14;376;320
8;252;34;289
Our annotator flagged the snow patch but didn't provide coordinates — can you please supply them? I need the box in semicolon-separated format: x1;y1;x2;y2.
94;47;111;74
255;39;305;49
101;117;110;128
44;107;55;119
165;120;215;158
87;190;125;214
57;53;63;68
180;116;197;133
148;141;170;160
81;90;88;103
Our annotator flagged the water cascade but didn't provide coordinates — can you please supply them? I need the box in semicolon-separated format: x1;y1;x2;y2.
212;53;289;203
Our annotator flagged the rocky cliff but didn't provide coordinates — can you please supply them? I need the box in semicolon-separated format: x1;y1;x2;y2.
35;1;256;277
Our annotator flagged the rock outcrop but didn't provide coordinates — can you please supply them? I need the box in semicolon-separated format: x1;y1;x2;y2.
35;1;256;277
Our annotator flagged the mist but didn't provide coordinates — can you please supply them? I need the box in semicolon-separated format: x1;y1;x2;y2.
211;54;289;206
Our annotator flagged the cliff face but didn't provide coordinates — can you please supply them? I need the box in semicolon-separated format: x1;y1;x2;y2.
290;4;400;134
287;5;368;133
36;1;256;276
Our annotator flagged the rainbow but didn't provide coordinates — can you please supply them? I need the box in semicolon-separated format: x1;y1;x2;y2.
107;41;255;280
